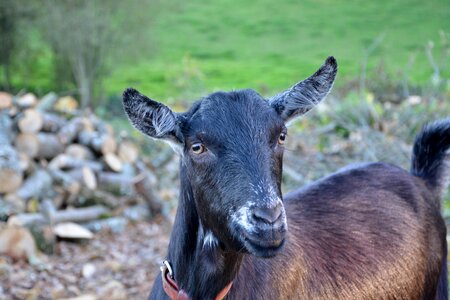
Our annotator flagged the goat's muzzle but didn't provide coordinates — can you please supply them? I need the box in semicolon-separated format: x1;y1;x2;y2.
240;202;287;257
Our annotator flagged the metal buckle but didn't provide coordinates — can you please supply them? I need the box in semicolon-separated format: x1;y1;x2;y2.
161;260;174;279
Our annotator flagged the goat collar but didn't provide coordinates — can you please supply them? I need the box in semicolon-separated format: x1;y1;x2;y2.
161;260;233;300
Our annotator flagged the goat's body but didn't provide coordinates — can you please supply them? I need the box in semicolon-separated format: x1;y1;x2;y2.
150;163;447;299
228;163;446;299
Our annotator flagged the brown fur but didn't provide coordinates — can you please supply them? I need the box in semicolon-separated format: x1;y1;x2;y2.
228;163;445;299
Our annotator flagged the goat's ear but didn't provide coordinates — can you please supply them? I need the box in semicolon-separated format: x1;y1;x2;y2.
122;88;183;145
269;56;337;123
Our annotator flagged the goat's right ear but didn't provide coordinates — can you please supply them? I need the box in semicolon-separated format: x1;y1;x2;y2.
122;88;184;145
269;56;337;123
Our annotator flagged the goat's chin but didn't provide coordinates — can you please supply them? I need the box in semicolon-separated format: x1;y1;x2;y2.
243;237;285;258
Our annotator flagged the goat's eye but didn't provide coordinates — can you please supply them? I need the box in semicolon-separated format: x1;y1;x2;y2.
278;133;286;145
191;143;206;154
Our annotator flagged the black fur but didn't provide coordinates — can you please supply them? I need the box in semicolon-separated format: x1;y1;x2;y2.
411;118;450;199
122;57;448;300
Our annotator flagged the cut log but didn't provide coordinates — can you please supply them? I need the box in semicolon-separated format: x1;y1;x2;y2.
7;213;47;227
15;93;38;109
98;172;135;186
66;167;97;190
135;160;157;185
89;114;114;135
16;169;53;200
0;112;21;194
35;133;64;159
15;133;39;158
15;132;63;159
53;222;94;239
41;113;66;132
79;116;95;132
133;160;165;216
40;199;57;221
17;109;43;133
0;111;13;144
7;105;19;118
58;117;84;145
97;172;135;195
78;131;116;155
7;205;109;226
133;172;163;217
0;92;13;110
65;144;94;160
82;217;127;233
0;145;23;194
117;140;139;164
82;166;97;190
0;167;23;194
54;96;78;113
0;226;41;264
29;224;56;255
104;153;123;172
36;92;58;112
120;163;136;195
52;187;66;209
47;154;67;169
49;168;81;195
80;188;121;208
48;154;102;172
18;152;34;175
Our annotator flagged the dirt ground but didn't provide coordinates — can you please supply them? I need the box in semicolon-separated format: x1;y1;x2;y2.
0;219;170;300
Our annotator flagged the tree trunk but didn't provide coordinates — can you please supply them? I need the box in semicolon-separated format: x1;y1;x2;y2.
74;57;92;110
2;64;11;91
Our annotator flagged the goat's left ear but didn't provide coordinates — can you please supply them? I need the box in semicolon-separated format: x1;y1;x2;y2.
269;56;337;123
122;88;184;145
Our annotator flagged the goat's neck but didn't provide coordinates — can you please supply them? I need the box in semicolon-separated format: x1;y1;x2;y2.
166;165;243;299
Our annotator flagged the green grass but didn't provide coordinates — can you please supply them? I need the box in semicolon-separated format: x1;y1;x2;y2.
105;0;450;103
2;0;449;104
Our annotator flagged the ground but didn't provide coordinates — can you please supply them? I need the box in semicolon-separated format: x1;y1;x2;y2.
0;220;170;300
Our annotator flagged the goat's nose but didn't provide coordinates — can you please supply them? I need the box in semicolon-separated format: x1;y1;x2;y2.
252;204;282;224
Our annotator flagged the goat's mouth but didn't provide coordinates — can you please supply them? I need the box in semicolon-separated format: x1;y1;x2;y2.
232;220;287;258
241;232;286;258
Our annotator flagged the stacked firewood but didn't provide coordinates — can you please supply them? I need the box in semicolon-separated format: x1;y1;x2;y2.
0;91;166;254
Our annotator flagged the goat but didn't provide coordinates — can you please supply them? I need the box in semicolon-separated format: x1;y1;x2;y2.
123;56;448;299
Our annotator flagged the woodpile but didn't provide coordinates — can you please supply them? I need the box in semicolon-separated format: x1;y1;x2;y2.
0;91;168;254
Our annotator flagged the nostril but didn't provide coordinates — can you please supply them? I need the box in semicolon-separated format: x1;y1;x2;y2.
252;205;282;224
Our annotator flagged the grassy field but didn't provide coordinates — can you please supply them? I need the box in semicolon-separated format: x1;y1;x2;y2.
104;0;450;102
